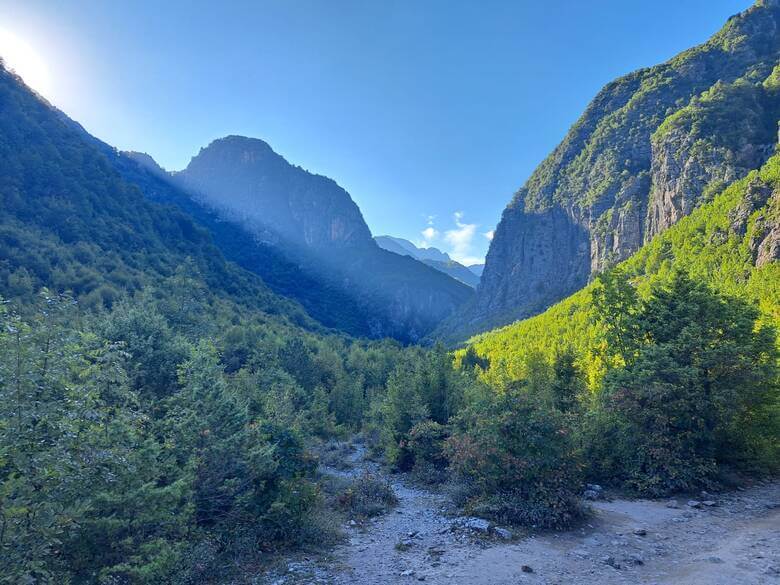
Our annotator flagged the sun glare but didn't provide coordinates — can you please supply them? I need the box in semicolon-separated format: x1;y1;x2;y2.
0;28;52;98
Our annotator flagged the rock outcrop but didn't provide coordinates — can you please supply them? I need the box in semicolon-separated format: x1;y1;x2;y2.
438;0;780;341
175;136;372;250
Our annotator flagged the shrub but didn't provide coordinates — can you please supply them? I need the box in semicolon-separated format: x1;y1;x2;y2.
407;420;449;484
589;271;779;496
447;389;583;529
338;474;398;518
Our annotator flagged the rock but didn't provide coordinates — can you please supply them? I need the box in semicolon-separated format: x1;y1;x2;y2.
687;500;703;509
701;500;717;507
666;500;680;509
493;527;513;540
400;569;415;577
521;565;534;573
583;489;601;501
633;528;647;536
626;554;645;566
460;517;491;533
407;530;419;538
349;519;357;526
602;556;622;569
707;556;724;564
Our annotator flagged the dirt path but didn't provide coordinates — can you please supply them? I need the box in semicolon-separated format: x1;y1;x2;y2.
263;445;780;585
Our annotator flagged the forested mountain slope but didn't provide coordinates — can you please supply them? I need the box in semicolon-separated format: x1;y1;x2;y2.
462;151;780;388
441;0;780;340
0;59;419;582
167;136;473;342
0;64;317;330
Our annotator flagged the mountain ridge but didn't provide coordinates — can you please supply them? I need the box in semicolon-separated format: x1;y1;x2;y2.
374;235;481;287
438;0;780;341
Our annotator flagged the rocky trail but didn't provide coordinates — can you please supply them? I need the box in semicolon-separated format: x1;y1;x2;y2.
262;444;780;585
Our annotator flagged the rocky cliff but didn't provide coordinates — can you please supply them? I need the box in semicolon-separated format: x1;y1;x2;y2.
440;0;780;341
175;136;373;250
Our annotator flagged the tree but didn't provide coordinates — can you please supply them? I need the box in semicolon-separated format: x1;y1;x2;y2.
591;272;779;495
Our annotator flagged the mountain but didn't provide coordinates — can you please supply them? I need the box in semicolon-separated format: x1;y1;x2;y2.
113;150;377;335
164;137;472;341
467;264;484;277
375;236;451;262
443;0;780;340
463;151;780;384
0;64;319;330
374;235;480;287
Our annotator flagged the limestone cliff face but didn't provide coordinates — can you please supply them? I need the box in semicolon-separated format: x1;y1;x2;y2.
471;199;589;330
646;78;780;240
741;180;780;267
438;1;780;341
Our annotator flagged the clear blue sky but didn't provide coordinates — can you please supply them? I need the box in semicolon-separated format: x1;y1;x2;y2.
0;0;750;264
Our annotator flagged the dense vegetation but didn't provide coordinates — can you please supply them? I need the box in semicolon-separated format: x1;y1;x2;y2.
465;152;780;388
0;286;418;583
453;153;780;501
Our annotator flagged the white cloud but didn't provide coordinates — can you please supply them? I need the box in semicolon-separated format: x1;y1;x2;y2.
483;229;495;241
421;226;438;241
444;211;479;264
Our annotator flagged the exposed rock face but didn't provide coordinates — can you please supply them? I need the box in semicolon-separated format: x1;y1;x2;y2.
742;181;780;266
646;79;780;239
175;136;372;250
438;1;780;341
474;200;589;330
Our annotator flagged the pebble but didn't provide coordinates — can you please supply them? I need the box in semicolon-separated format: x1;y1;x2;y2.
521;565;534;573
633;528;647;536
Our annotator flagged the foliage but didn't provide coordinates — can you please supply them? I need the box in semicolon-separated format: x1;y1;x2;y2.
447;386;583;529
587;272;778;495
337;474;397;518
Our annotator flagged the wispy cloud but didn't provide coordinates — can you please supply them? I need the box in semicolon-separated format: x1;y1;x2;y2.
420;226;438;246
444;211;482;265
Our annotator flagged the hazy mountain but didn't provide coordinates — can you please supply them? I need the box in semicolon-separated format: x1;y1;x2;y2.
165;137;472;341
374;235;480;287
467;264;484;277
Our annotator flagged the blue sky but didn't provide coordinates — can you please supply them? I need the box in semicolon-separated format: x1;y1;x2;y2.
0;0;749;264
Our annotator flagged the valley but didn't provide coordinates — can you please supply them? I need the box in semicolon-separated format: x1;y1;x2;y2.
0;1;778;584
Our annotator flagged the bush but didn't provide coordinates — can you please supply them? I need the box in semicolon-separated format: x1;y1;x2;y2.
407;420;449;484
589;271;779;496
447;388;583;529
338;474;398;518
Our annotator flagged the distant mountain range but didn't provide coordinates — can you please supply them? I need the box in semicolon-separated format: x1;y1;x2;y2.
374;236;483;287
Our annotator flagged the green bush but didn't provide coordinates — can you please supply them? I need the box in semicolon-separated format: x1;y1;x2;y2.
588;271;779;495
338;474;398;518
447;388;583;529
